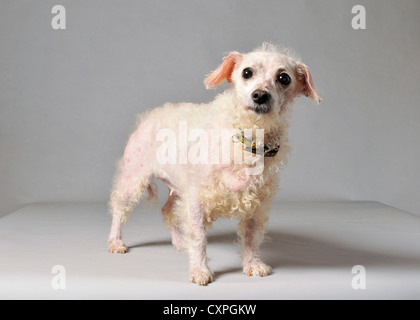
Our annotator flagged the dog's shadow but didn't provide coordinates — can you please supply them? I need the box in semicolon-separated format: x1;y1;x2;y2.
129;230;420;279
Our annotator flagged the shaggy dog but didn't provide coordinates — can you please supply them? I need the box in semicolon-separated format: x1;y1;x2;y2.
108;43;321;285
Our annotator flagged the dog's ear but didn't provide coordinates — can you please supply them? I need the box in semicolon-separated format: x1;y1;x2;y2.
204;52;242;89
296;64;321;104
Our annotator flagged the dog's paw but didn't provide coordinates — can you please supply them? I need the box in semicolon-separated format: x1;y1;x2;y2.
243;261;272;277
108;240;127;254
189;267;215;286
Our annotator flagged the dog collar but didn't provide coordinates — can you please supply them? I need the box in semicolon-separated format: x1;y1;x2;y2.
234;129;280;157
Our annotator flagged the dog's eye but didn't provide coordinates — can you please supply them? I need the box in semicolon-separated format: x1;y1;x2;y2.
277;73;291;86
242;68;253;80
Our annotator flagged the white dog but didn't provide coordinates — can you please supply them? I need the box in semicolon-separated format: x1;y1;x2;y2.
108;43;320;285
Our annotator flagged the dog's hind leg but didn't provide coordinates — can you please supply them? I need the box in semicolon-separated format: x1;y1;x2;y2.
108;158;153;254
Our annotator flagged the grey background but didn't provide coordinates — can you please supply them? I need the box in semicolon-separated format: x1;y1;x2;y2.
1;0;420;217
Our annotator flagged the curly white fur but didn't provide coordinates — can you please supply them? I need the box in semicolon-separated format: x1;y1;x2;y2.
107;44;320;285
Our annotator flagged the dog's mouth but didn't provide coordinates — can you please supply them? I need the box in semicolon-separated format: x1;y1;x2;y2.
249;104;272;114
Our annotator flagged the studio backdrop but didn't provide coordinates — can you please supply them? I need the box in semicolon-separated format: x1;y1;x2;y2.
1;0;419;217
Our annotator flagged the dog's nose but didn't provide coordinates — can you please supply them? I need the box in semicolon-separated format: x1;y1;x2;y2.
252;90;271;105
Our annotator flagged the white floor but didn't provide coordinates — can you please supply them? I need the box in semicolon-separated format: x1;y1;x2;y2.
1;201;420;299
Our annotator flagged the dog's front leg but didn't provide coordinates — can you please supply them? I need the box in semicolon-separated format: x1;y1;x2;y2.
238;208;272;277
184;199;214;285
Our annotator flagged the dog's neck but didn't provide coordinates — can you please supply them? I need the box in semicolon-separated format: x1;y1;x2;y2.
210;89;291;154
234;128;281;157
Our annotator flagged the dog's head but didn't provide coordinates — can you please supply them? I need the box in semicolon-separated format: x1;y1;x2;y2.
204;44;321;116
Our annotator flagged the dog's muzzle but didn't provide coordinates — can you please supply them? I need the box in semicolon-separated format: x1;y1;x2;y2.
251;90;271;114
